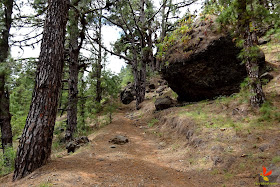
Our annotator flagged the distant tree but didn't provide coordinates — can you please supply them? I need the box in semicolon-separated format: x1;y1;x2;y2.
65;0;87;142
103;0;156;109
13;0;69;180
0;0;14;158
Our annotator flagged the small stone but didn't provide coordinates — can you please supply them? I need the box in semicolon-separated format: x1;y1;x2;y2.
186;130;194;140
109;135;129;145
211;156;223;165
211;145;224;153
159;142;166;147
110;145;116;148
259;144;270;152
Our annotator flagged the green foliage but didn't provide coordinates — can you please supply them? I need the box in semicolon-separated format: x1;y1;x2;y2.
258;101;280;122
8;59;36;139
72;67;121;137
157;16;194;62
0;147;16;176
238;45;262;64
118;66;134;87
148;118;159;128
202;0;225;17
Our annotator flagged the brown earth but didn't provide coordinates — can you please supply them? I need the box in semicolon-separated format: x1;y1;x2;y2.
0;105;198;187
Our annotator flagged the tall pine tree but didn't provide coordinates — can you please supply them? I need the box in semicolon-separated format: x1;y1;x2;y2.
13;0;69;180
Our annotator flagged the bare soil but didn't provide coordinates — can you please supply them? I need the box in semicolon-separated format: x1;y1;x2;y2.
0;107;197;187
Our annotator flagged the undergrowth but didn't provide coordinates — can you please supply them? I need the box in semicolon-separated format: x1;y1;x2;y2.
0;147;16;176
148;118;159;128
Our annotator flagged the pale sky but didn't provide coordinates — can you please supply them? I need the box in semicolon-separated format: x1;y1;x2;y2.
10;0;203;74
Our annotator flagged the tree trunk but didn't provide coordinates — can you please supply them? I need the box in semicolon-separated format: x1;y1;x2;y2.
135;0;147;110
65;6;79;142
244;29;265;107
160;0;167;40
13;0;69;180
0;90;12;150
0;0;13;155
79;72;86;130
238;0;265;108
96;10;102;104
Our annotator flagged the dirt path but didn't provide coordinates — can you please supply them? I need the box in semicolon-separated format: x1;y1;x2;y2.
0;110;195;187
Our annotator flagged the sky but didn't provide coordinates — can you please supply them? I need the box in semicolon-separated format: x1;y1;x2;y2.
10;0;203;74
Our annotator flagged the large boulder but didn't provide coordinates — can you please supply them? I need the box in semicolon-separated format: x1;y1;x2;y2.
155;96;175;111
120;83;135;104
161;16;266;102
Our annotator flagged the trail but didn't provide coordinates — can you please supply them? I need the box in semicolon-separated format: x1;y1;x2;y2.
0;109;195;187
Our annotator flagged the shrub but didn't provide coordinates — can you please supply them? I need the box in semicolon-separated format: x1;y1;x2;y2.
0;146;16;176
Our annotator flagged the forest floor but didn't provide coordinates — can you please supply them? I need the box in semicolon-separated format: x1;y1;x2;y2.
0;103;198;187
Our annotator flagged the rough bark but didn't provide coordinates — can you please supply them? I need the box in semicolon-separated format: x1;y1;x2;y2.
79;72;86;130
238;0;265;108
96;10;102;104
0;0;13;154
13;0;69;180
65;6;79;142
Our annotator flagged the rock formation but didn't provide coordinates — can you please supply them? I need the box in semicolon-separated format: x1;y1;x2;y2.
161;16;267;102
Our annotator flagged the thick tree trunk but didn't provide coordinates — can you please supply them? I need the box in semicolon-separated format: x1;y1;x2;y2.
13;0;69;180
65;8;79;142
79;72;86;130
96;10;102;104
0;0;13;155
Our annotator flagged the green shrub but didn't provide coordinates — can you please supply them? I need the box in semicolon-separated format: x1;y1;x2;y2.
0;146;16;176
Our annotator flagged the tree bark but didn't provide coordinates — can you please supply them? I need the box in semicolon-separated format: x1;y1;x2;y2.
65;6;79;142
96;10;102;104
13;0;69;180
135;0;147;110
238;0;265;108
79;71;86;130
0;0;13;154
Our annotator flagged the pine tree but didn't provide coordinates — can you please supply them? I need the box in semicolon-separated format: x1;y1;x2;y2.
0;0;13;157
13;0;69;180
65;0;87;142
103;0;156;109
